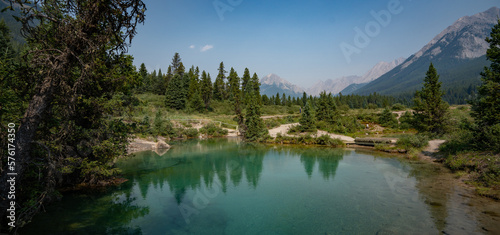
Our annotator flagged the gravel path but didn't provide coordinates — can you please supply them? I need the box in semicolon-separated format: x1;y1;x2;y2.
420;139;446;161
268;123;355;143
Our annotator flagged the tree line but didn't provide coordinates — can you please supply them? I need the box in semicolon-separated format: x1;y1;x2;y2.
134;53;403;113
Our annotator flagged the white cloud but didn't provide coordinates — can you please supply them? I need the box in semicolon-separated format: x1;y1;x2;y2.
200;45;214;52
189;45;195;49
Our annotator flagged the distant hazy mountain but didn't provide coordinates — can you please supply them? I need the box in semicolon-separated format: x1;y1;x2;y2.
260;73;305;97
307;75;360;96
358;58;406;84
354;7;499;97
307;57;405;96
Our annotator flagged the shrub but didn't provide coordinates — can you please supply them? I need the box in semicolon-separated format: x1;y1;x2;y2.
478;123;500;153
396;134;429;150
298;134;315;144
391;103;406;111
356;112;379;123
183;128;199;138
439;128;474;154
264;119;281;129
315;134;345;147
367;103;378;109
199;123;228;137
378;108;398;128
399;111;414;130
444;152;500;199
326;116;363;134
287;124;302;134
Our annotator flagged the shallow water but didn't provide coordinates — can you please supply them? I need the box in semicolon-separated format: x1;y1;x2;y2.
21;138;500;234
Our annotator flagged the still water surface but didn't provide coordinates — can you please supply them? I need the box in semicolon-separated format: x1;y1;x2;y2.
21;138;500;234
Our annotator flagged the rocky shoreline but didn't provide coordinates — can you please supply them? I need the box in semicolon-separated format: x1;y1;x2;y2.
127;137;171;155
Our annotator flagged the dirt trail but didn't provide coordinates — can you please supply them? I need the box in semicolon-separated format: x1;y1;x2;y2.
268;123;355;143
268;123;299;137
261;114;300;119
420;139;446;161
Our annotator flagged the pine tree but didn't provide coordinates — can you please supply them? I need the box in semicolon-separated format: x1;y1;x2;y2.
299;101;316;132
244;93;268;141
302;92;307;107
471;19;500;151
147;70;156;93
187;66;199;100
242;68;252;103
138;63;148;92
251;73;261;104
187;67;204;112
188;90;204;113
165;74;186;110
153;68;165;95
177;62;186;77
275;92;281;105
261;94;270;105
228;68;244;129
181;73;190;106
281;93;286;106
316;91;331;121
200;71;213;110
213;62;226;101
413;63;449;135
165;65;173;90
171;52;182;73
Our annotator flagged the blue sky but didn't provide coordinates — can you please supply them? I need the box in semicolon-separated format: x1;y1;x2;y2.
128;0;500;87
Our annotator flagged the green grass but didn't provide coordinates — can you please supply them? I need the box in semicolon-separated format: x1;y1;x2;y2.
444;152;500;199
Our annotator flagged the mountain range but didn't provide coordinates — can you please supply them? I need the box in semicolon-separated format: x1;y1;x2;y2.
260;7;499;103
353;6;499;97
260;57;406;97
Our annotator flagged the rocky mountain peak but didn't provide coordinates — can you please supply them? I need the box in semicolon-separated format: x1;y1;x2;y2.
402;7;500;69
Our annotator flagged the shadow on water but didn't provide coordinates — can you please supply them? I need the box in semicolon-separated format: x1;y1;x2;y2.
20;179;149;234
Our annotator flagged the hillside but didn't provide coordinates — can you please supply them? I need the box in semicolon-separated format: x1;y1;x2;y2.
353;7;499;103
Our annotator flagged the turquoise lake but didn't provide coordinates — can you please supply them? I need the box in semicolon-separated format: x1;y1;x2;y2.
20;138;500;234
